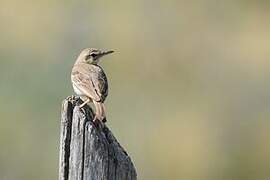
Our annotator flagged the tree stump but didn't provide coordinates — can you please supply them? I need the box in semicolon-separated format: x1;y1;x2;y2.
59;96;137;180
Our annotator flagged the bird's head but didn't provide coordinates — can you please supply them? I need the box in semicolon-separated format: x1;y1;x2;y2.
76;48;114;65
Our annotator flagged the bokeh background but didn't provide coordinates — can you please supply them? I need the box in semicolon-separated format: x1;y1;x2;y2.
0;0;270;180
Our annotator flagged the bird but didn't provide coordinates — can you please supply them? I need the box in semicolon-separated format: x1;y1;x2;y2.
71;48;114;123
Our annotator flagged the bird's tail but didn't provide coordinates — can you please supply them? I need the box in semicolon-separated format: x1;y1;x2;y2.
93;101;107;123
100;103;107;122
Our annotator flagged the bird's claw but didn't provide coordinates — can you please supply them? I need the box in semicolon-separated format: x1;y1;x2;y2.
67;95;79;103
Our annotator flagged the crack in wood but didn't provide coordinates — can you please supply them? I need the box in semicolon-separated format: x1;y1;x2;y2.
59;96;137;180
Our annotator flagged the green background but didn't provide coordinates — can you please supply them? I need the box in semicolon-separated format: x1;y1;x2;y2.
0;0;270;179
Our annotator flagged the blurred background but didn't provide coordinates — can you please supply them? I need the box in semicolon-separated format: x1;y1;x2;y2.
0;0;270;179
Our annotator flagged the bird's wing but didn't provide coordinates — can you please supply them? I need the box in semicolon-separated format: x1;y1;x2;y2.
91;65;108;102
71;64;108;102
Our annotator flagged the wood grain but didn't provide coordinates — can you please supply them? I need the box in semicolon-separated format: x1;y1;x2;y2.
59;96;137;180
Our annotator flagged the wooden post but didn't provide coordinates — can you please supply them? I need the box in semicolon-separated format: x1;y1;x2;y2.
59;96;137;180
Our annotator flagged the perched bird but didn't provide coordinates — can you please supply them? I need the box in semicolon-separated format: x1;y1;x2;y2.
71;48;114;123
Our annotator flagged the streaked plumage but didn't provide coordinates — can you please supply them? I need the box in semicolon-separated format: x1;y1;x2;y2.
71;48;113;123
71;64;108;102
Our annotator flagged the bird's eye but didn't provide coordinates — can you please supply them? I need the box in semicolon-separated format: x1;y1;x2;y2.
91;53;97;58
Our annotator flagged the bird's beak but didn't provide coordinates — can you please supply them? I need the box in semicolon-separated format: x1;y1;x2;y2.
100;50;114;56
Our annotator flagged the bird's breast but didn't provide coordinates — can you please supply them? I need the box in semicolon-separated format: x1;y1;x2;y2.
72;83;85;96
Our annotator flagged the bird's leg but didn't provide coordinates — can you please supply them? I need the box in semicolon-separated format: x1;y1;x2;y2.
79;98;90;108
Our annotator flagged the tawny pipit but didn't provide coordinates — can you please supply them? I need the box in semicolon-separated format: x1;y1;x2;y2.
71;48;114;123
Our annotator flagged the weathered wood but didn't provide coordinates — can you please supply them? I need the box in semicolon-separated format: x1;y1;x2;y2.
59;96;137;180
59;99;73;180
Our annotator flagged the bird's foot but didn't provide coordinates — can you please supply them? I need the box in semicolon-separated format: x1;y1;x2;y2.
67;95;79;103
66;95;74;101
